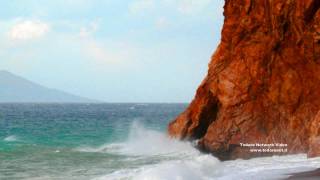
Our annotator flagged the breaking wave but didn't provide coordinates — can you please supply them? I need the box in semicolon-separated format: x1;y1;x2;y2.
75;122;320;180
3;135;18;142
75;121;198;157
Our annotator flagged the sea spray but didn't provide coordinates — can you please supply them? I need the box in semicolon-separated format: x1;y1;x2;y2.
3;135;18;142
1;104;320;180
121;121;198;156
93;121;221;180
94;122;320;180
75;121;198;157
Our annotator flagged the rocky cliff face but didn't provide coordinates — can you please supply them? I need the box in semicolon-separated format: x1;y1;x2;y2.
168;0;320;160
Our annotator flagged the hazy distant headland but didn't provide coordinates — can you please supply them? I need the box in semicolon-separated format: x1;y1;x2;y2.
0;70;97;103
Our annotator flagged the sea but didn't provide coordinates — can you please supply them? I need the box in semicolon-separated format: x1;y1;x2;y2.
0;103;320;180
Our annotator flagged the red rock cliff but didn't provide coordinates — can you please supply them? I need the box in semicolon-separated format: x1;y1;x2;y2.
168;0;320;160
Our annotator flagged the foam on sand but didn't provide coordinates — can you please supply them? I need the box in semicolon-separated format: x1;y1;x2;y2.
91;122;320;180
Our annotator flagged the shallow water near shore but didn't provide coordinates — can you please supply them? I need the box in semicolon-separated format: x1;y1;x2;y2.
0;103;319;180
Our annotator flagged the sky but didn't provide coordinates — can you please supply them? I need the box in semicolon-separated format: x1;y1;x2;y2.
0;0;224;103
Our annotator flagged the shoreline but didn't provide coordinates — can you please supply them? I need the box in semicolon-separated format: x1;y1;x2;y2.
287;168;320;179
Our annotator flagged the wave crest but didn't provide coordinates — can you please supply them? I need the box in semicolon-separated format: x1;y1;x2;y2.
75;121;199;157
3;135;18;142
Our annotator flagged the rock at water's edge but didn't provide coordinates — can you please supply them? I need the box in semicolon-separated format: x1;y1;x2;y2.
168;0;320;160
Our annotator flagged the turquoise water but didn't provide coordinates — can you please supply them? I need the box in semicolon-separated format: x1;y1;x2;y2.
0;103;186;179
1;103;320;180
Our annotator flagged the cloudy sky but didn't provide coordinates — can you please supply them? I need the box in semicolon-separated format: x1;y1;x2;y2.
0;0;224;102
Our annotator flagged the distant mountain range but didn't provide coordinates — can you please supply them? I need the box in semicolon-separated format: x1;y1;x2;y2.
0;70;97;103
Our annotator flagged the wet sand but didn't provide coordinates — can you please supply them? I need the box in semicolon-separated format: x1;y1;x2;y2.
287;168;320;180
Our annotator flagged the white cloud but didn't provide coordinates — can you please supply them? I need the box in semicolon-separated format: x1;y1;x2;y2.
129;0;155;14
129;0;222;16
162;0;218;15
82;38;136;66
177;0;212;14
8;20;50;41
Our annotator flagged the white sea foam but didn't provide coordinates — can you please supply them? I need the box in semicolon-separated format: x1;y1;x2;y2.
86;122;320;180
3;135;18;142
117;121;198;156
95;154;320;180
76;121;198;157
129;106;135;110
